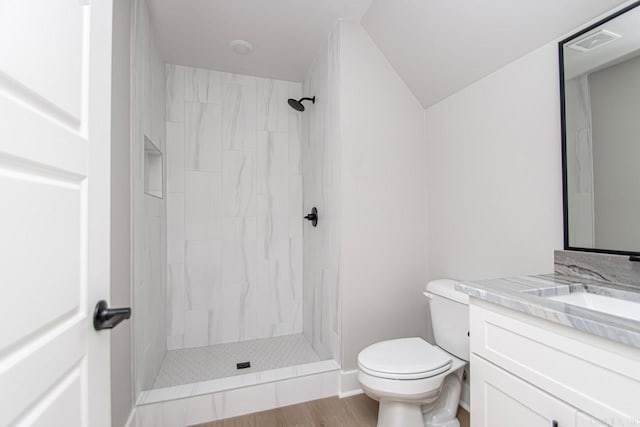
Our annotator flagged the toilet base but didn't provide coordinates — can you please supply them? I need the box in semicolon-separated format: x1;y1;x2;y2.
377;400;424;427
427;420;460;427
372;368;465;427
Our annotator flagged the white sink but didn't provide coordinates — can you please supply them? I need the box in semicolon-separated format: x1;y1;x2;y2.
549;292;640;322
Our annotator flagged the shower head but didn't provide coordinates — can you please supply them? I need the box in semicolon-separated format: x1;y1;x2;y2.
287;96;315;112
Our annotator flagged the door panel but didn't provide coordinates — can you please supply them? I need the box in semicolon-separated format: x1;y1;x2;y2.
0;0;86;124
0;166;82;351
0;0;113;425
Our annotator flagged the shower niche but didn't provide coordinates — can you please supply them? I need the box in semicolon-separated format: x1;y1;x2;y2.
131;0;342;422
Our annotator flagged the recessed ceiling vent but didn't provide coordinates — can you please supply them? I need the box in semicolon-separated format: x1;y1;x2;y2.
568;29;621;53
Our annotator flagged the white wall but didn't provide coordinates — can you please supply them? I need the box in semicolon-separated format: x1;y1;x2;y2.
425;43;564;281
111;0;133;425
164;64;304;350
338;21;428;371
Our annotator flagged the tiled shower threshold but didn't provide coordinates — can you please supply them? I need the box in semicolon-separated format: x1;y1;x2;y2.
137;334;339;405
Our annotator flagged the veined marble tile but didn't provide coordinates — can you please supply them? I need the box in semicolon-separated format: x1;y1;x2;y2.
164;65;309;351
185;239;222;312
185;67;222;104
185;102;222;172
257;194;289;262
288;83;302;176
220;217;258;343
300;26;341;361
289;237;303;330
288;178;302;238
257;132;288;197
133;0;167;397
257;78;289;132
222;151;256;217
144;193;162;218
219;280;243;343
166;193;185;264
166;335;184;351
207;304;223;345
167;263;185;337
223;72;257;87
288;82;301;105
185;172;222;240
166;122;185;192
222;83;257;151
222;217;257;286
166;64;185;122
184;309;209;348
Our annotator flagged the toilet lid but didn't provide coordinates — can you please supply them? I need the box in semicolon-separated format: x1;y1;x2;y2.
358;337;452;380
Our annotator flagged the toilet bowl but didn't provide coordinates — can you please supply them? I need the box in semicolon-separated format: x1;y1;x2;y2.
357;280;469;427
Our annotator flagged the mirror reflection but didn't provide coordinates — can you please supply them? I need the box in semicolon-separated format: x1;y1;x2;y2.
562;4;640;254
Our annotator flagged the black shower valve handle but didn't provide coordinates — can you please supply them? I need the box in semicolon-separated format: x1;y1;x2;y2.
304;207;318;227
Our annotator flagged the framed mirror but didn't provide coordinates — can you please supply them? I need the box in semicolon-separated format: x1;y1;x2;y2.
560;1;640;256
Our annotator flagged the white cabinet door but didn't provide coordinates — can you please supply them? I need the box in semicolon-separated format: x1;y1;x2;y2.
0;0;113;426
472;355;576;427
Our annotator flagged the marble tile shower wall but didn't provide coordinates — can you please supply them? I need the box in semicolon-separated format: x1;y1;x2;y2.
132;0;167;396
165;65;304;349
301;27;341;362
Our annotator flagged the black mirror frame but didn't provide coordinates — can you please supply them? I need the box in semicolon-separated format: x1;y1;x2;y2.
559;0;640;257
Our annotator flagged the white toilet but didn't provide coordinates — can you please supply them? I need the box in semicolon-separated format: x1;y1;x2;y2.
357;279;469;427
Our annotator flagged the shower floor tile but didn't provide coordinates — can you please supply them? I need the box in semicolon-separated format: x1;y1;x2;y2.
152;334;321;389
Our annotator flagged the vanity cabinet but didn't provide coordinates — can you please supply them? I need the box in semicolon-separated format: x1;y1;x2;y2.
469;299;640;427
473;355;595;427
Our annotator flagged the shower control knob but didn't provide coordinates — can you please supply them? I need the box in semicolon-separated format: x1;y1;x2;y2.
304;207;318;227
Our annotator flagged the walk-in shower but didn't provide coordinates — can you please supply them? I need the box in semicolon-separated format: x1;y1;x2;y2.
131;0;341;418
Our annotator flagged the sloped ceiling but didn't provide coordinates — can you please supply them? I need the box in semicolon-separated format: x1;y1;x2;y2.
146;0;372;82
361;0;629;107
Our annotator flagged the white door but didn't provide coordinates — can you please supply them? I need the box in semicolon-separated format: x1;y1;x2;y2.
472;355;577;427
0;0;113;426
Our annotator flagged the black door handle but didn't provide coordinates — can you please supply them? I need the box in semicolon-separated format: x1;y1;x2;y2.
93;300;131;331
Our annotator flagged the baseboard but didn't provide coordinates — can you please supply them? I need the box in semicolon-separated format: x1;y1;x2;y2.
338;369;362;398
124;407;136;427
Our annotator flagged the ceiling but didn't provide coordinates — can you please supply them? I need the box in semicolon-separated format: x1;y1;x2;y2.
361;0;629;107
146;0;372;82
147;0;631;106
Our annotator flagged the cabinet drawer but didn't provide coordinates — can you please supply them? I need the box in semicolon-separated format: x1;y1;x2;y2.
470;301;640;426
472;354;576;427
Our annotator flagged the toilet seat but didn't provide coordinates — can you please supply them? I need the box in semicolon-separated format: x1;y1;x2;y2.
357;337;452;380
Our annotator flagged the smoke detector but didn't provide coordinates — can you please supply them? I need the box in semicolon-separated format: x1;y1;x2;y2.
567;29;621;53
230;40;253;55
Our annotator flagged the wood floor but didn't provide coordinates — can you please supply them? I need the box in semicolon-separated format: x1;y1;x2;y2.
194;394;471;427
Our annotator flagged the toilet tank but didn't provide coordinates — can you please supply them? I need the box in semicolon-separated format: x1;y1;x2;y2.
425;279;470;361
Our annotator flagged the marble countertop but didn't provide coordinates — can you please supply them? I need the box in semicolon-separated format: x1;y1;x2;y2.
456;274;640;349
